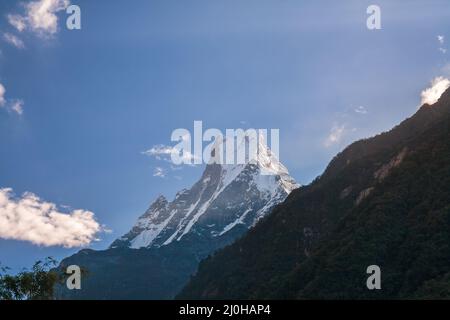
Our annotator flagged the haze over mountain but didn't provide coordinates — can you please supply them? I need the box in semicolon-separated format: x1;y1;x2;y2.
178;88;450;299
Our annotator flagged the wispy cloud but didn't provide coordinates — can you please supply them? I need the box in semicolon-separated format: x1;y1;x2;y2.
0;83;5;106
142;144;199;165
437;35;447;54
0;188;102;248
3;33;25;49
10;99;24;115
0;83;25;115
420;76;450;106
143;140;201;180
354;106;368;114
153;167;167;178
324;124;346;148
144;144;176;160
7;14;27;32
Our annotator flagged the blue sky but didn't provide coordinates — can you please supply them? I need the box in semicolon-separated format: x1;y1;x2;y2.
0;0;449;272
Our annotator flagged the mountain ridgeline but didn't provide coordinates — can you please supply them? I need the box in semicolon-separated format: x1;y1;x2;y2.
56;136;298;299
178;88;450;299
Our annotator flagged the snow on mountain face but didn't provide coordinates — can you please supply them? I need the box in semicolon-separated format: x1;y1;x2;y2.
110;136;299;250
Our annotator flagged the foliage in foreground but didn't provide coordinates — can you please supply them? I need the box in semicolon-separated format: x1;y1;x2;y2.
0;257;60;300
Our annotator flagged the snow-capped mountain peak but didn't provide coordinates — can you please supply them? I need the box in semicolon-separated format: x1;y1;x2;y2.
110;135;299;250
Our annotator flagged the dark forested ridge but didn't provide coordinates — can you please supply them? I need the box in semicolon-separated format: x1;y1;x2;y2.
178;88;450;299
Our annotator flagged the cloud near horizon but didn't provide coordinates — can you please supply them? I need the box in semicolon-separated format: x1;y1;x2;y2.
420;77;450;106
0;188;102;248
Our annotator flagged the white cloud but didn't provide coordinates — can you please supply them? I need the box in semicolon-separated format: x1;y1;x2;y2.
324;124;346;147
7;0;70;36
153;167;166;178
10;99;24;115
0;83;24;115
420;77;450;106
144;144;176;159
437;35;447;54
26;0;70;35
0;188;101;248
354;106;368;114
0;83;5;106
7;14;27;32
143;144;199;165
3;33;25;49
